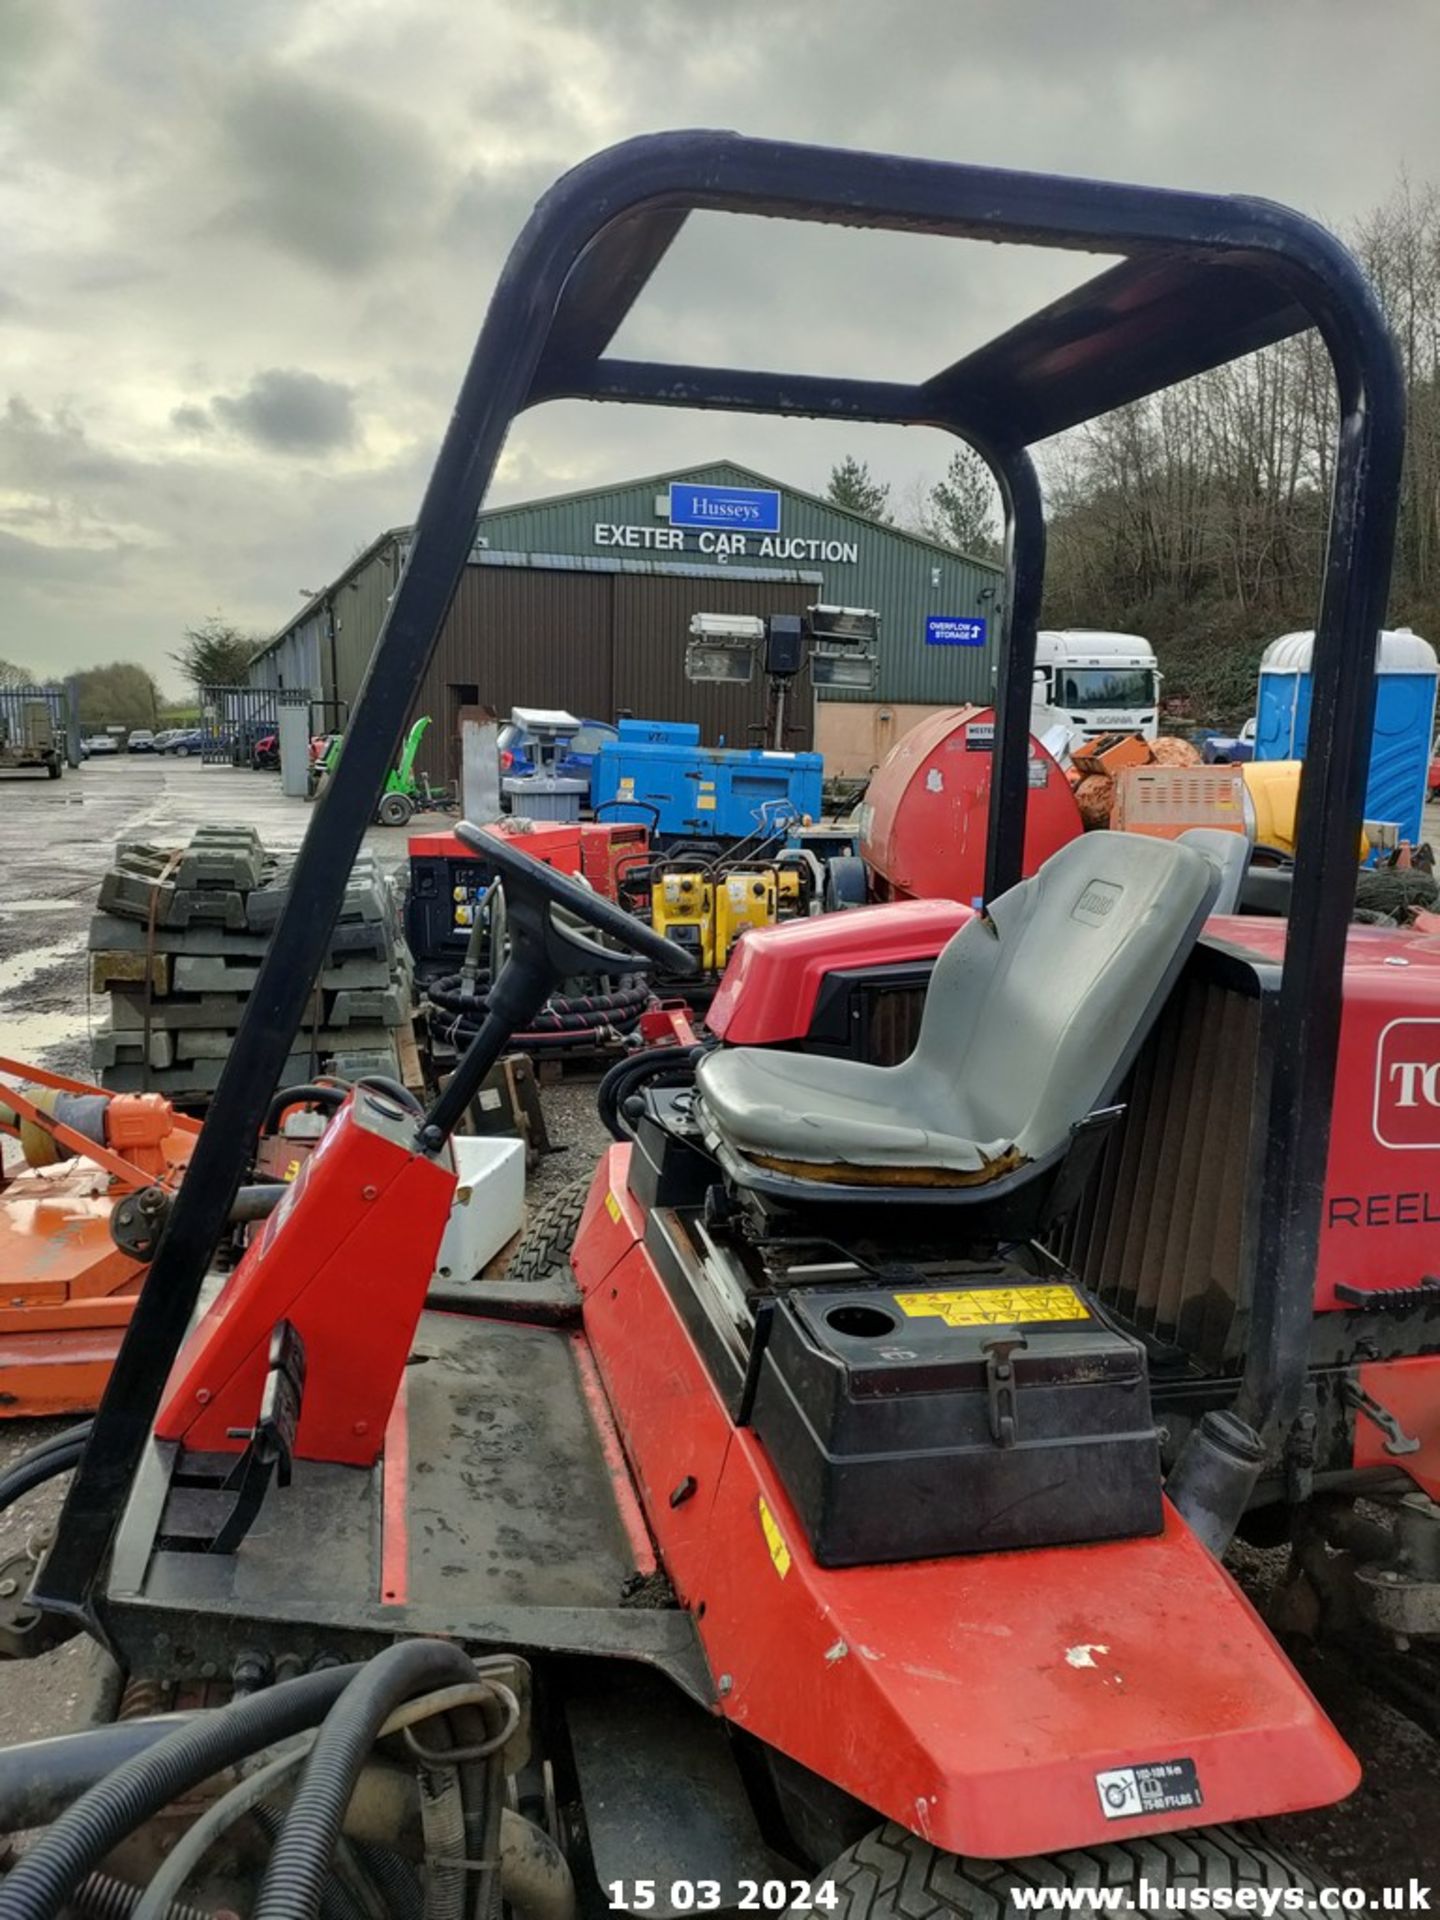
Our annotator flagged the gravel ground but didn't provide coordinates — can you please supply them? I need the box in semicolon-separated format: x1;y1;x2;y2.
0;758;1437;1895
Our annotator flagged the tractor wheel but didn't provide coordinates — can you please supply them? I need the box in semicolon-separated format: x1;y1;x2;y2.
795;1821;1330;1919
46;758;62;779
505;1177;591;1283
377;790;414;827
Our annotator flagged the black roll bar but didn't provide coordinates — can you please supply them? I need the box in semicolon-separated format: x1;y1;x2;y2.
32;131;1404;1633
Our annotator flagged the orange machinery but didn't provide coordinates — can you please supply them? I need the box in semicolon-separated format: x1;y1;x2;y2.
0;1059;200;1416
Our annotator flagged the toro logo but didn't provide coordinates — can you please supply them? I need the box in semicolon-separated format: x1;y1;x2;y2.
1374;1018;1440;1150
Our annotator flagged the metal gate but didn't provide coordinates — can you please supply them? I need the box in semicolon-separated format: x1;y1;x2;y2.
197;684;314;765
0;684;67;770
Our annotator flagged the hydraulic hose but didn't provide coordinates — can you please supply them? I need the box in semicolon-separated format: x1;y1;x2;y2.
596;1046;701;1142
254;1640;482;1920
0;1664;359;1920
426;971;650;1052
138;1681;496;1920
0;1440;88;1517
352;1075;424;1117
0;1714;198;1833
8;1868;210;1920
19;1422;94;1461
263;1084;347;1133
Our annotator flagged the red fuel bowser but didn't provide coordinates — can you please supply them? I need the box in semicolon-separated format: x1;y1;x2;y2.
861;704;1082;903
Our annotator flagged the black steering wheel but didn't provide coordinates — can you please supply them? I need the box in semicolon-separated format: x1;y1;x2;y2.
454;820;696;980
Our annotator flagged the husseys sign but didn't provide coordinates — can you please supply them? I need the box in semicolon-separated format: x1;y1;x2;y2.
593;480;860;565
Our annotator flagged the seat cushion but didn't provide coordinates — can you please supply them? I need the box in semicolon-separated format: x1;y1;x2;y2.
694;832;1219;1191
694;1047;1020;1184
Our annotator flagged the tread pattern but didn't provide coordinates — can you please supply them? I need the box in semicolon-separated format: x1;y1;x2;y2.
796;1821;1330;1918
504;1176;592;1283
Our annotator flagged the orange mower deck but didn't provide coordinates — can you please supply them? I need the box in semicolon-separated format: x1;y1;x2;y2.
0;1060;199;1416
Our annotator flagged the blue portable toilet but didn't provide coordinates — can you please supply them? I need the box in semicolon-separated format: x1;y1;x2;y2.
1255;627;1438;848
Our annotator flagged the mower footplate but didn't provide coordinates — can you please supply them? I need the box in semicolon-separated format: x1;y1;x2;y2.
105;1310;705;1695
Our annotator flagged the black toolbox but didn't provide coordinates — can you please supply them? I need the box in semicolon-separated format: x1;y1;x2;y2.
748;1275;1162;1567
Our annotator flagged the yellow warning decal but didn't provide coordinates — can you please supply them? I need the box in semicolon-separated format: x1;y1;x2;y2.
605;1191;623;1224
697;795;716;810
758;1497;791;1579
895;1285;1090;1327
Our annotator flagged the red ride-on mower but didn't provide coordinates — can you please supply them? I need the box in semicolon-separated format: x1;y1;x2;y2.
0;134;1420;1917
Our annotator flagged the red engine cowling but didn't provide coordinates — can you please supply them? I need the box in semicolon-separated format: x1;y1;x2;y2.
860;704;1082;903
707;899;972;1046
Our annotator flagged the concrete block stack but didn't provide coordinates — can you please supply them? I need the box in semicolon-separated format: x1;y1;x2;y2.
89;826;416;1103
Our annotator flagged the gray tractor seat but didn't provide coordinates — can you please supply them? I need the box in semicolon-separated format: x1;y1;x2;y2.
695;831;1220;1199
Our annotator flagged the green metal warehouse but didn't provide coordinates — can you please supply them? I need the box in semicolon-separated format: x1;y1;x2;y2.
247;462;1005;781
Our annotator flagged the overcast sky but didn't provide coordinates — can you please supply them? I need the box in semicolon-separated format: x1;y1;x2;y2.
3;0;1439;688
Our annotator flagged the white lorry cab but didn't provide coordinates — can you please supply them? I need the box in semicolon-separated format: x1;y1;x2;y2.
1032;630;1162;741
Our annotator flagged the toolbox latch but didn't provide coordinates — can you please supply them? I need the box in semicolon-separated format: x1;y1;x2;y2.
984;1334;1027;1448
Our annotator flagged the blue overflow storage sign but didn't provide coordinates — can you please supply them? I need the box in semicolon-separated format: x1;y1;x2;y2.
926;615;988;647
669;482;781;533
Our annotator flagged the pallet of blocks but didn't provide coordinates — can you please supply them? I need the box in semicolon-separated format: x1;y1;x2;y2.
88;826;420;1105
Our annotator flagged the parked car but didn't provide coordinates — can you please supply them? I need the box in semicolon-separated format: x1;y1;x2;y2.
126;729;157;753
81;734;118;757
1202;717;1257;765
162;729;208;757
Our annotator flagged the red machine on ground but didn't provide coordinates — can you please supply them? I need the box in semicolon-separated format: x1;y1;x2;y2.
0;133;1426;1920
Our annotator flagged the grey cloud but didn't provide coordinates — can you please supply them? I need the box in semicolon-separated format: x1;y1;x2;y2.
3;0;1440;685
214;69;442;275
0;397;135;491
170;403;214;436
208;370;358;455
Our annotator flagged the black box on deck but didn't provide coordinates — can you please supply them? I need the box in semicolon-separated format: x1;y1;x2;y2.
749;1278;1162;1567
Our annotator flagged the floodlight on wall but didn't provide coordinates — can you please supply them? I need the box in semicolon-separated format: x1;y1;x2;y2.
811;651;879;691
685;611;765;685
686;643;755;684
806;603;880;692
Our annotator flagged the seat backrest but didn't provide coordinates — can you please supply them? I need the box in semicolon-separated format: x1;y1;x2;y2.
1177;826;1252;915
907;831;1219;1163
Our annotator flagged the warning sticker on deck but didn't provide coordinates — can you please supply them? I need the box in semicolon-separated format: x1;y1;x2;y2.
894;1284;1091;1326
758;1497;792;1579
605;1191;623;1224
1095;1758;1203;1820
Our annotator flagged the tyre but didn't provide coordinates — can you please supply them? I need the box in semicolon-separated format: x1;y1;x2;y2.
46;759;61;779
504;1177;592;1283
795;1821;1330;1920
377;791;414;827
173;744;189;757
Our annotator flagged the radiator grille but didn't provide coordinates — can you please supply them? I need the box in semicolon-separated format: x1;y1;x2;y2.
861;984;928;1065
1055;972;1263;1371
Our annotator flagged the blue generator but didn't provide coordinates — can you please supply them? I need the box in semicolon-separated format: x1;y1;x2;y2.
1255;627;1438;848
592;718;824;840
